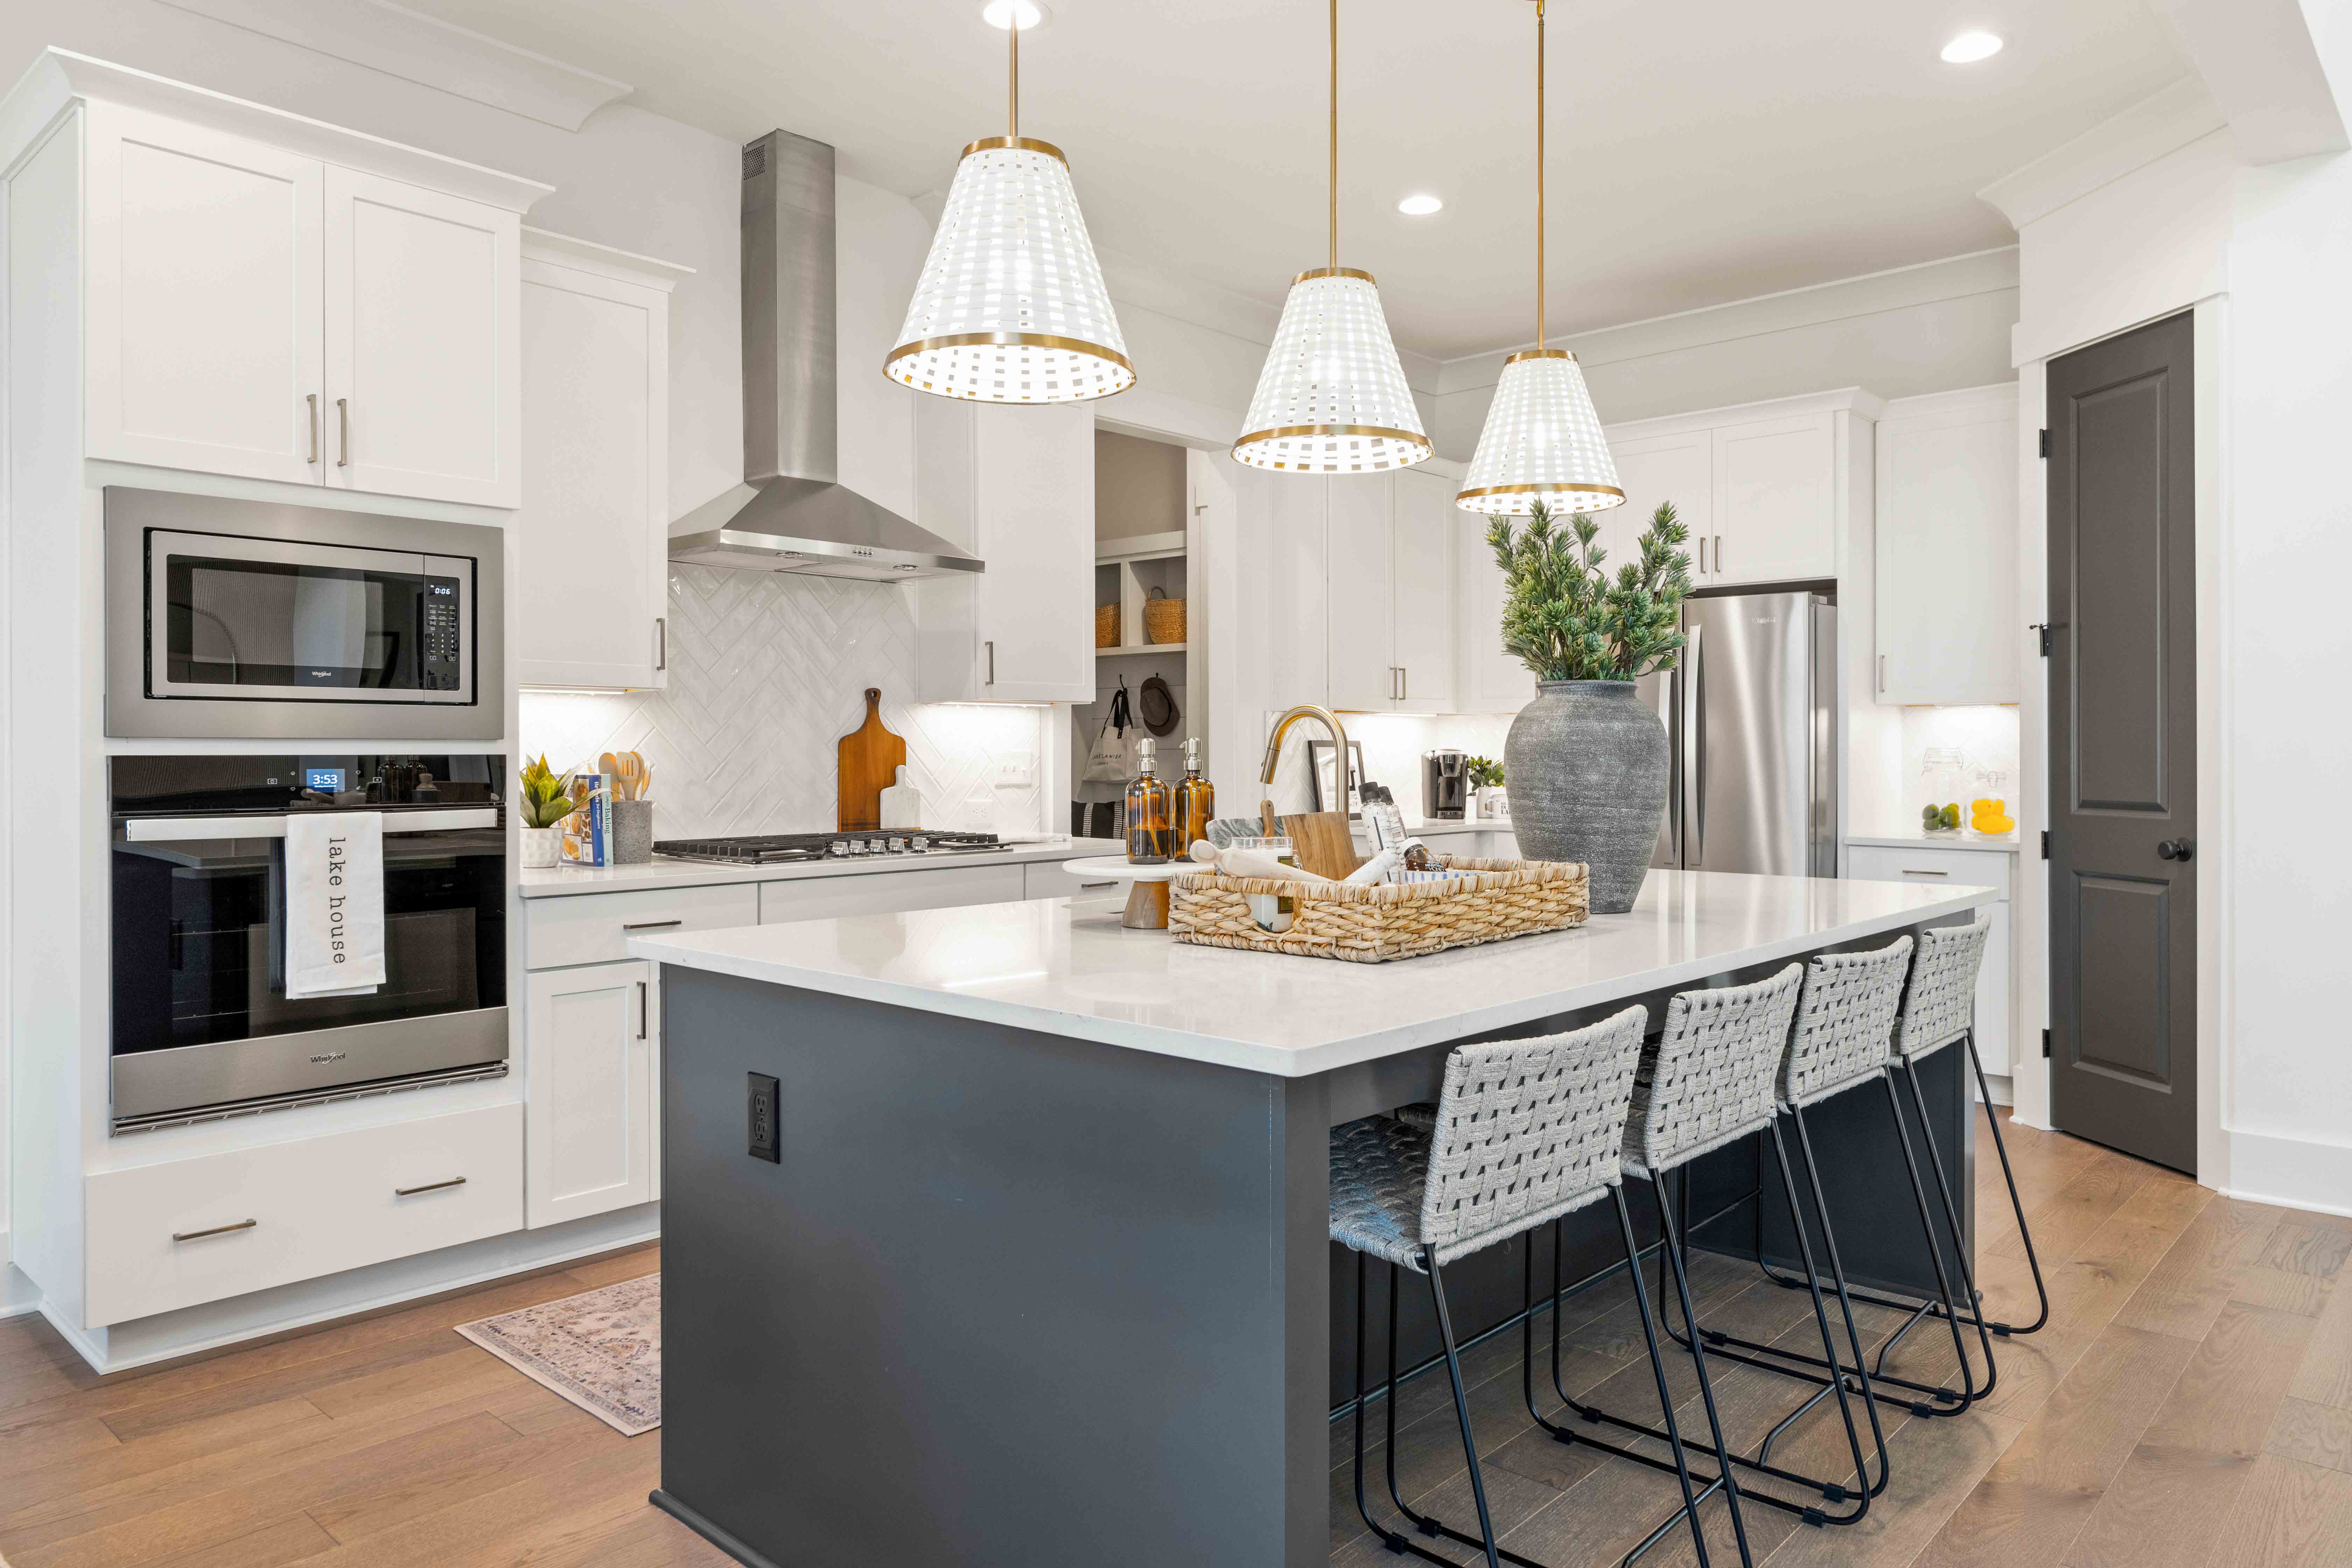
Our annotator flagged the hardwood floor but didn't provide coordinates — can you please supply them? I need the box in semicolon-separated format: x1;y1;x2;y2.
1;1112;2347;1567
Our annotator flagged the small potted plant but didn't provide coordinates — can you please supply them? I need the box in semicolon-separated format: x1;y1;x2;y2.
518;755;576;868
1465;756;1507;820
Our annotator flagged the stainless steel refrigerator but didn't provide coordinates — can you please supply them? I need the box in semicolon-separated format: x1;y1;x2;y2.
1637;591;1839;878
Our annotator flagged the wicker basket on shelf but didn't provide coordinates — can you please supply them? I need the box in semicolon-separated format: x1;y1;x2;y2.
1170;855;1588;964
1143;589;1186;645
1094;603;1118;648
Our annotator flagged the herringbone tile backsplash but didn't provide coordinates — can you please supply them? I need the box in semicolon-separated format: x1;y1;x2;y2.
519;566;1049;839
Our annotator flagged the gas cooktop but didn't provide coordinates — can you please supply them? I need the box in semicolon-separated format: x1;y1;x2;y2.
650;830;1008;866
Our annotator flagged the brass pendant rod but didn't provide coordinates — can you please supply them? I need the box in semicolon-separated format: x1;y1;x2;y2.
1536;0;1546;349
1009;7;1020;140
1328;0;1339;272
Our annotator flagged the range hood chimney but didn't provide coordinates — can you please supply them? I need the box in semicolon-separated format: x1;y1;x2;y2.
668;130;982;581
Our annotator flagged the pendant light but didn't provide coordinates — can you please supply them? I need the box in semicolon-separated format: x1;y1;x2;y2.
1232;0;1431;474
1455;0;1622;514
884;8;1133;404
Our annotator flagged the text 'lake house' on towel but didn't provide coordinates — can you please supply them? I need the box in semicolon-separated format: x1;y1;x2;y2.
284;810;386;1000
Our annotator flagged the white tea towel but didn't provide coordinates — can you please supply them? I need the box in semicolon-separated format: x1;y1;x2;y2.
284;811;386;999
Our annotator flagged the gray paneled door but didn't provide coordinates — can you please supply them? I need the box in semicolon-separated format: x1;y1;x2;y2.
2045;312;2198;1174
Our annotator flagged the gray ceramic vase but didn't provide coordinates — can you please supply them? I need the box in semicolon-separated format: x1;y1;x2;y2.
1504;680;1668;915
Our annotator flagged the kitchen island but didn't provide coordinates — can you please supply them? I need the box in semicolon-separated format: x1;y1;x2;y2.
631;870;1995;1568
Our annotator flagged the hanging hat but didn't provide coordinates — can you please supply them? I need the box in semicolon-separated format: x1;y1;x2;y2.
1138;674;1180;737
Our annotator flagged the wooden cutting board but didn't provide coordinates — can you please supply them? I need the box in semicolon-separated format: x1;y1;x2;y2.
837;688;906;831
1261;797;1364;882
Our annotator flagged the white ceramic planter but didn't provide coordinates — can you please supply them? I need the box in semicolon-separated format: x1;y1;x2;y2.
520;825;565;869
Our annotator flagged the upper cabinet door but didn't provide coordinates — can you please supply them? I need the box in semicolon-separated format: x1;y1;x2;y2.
516;255;671;690
83;105;326;485
1710;412;1836;585
1456;508;1533;714
1874;390;2018;706
971;402;1093;702
1607;430;1713;582
324;168;520;507
1390;469;1455;713
1325;476;1394;711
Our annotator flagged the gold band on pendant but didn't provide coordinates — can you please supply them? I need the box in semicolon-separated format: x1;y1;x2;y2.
885;332;1134;376
959;135;1069;164
1453;481;1625;503
1290;265;1379;286
1503;348;1578;365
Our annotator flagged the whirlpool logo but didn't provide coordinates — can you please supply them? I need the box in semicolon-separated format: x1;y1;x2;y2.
308;1051;348;1065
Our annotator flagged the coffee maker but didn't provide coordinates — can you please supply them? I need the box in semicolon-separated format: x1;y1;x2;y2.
1421;750;1468;820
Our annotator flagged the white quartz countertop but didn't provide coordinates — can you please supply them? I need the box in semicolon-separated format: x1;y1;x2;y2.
1847;829;2019;852
520;837;1124;898
629;868;1992;1078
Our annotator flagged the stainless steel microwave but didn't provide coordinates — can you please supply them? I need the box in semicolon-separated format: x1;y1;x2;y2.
105;488;504;741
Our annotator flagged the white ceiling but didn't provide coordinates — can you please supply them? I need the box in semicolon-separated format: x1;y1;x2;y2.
400;0;2190;360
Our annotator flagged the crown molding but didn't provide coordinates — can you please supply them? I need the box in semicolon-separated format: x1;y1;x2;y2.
2147;0;2347;166
154;0;633;133
523;227;694;290
0;49;554;210
1976;77;2227;231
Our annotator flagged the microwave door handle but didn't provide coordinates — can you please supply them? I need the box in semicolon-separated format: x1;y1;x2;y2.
122;808;501;841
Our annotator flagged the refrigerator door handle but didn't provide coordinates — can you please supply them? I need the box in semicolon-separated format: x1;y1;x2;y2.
1682;622;1703;868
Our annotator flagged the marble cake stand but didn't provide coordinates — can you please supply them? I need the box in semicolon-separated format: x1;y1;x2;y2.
1061;857;1196;930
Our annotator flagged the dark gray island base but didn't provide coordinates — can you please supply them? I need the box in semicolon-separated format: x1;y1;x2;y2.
640;885;1983;1568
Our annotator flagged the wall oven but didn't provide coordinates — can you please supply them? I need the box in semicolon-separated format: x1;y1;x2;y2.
105;487;504;741
110;754;509;1130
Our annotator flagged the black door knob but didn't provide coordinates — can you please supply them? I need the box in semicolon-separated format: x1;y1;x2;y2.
2157;839;2194;861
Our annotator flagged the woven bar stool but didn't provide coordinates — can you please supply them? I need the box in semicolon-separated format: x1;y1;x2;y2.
1705;935;1997;1423
1830;915;2047;1367
1547;963;1880;1561
1333;1007;1735;1568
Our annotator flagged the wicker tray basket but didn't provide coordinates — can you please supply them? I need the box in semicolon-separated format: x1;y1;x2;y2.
1170;855;1588;963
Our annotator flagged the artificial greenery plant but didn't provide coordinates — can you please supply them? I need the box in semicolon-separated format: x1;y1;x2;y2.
519;754;579;830
1487;499;1693;681
1465;756;1505;790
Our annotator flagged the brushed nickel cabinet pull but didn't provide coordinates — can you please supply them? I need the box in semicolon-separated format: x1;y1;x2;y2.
985;640;996;686
1901;868;1950;877
623;918;683;931
336;398;350;467
1697;537;1707;573
172;1218;256;1242
306;393;318;463
655;617;667;671
1714;534;1723;572
1079;880;1118;889
637;979;650;1040
394;1176;467;1197
1399;666;1408;702
1878;654;1888;694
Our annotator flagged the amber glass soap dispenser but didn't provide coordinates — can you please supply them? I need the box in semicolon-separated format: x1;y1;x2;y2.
1125;737;1174;863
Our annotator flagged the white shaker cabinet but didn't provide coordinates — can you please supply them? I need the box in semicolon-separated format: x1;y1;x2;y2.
1872;385;2019;706
516;232;685;690
323;169;522;507
82;104;327;486
16;57;546;509
524;961;657;1228
1325;469;1455;714
1605;429;1713;581
1456;510;1534;714
915;400;1094;703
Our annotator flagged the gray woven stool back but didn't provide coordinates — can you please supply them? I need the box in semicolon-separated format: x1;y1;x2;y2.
1626;965;1803;1177
1780;936;1914;1108
1418;1006;1650;1267
1893;916;1993;1062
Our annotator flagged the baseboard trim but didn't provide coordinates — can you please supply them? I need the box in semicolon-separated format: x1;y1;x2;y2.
2219;1127;2352;1219
650;1489;780;1568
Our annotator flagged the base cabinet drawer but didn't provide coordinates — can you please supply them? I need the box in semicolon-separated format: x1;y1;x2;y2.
85;1103;523;1327
758;863;1027;923
1024;862;1124;901
1845;844;2012;901
525;883;759;970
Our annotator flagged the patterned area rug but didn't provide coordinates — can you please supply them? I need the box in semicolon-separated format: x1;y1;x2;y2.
455;1274;660;1435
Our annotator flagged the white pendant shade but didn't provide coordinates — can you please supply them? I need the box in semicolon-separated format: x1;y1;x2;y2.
885;136;1133;404
1455;349;1623;514
1232;268;1431;473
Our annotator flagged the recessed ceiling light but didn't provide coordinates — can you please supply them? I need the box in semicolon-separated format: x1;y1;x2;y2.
1397;194;1444;216
982;0;1048;28
1939;31;2003;64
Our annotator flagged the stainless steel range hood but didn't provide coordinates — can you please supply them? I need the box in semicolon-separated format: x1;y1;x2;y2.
668;130;981;582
